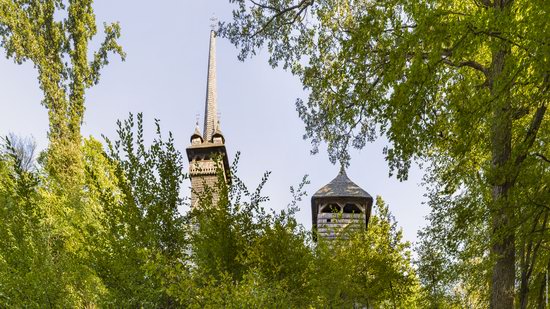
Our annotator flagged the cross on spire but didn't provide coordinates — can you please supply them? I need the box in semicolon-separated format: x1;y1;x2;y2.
210;15;218;32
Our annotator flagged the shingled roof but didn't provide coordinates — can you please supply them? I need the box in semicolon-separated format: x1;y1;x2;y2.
312;167;372;199
203;30;218;143
190;123;203;143
311;166;373;238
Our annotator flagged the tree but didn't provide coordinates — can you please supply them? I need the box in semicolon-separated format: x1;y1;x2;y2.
0;4;125;302
0;0;125;185
313;196;421;307
0;3;125;302
220;0;549;307
87;113;188;307
180;154;317;307
0;117;424;306
513;153;550;309
0;134;108;307
416;186;491;308
0;137;48;307
3;134;37;172
181;159;421;307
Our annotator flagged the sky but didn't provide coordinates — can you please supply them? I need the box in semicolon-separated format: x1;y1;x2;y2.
0;1;429;244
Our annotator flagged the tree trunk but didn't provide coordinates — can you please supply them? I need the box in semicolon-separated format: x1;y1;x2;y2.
519;240;529;309
489;46;515;309
536;270;545;309
490;185;515;309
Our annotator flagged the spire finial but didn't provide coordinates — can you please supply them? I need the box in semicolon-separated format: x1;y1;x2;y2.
191;114;203;144
210;14;218;32
339;163;346;175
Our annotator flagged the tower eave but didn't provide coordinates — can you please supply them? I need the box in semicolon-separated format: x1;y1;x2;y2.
186;143;231;184
310;195;373;233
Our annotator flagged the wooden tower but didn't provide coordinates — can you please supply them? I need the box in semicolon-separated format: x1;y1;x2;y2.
311;167;373;240
186;30;230;207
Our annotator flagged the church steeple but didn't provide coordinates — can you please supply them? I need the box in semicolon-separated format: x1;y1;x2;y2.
203;30;218;142
186;27;230;208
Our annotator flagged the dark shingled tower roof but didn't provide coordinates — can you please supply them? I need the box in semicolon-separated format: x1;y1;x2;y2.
312;166;372;199
311;166;373;233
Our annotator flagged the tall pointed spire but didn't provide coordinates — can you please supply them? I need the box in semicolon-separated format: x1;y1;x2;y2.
186;19;231;208
203;29;218;142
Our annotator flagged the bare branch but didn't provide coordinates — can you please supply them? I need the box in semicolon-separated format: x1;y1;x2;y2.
249;0;278;11
249;0;314;37
467;25;533;57
441;58;489;76
533;153;550;164
511;103;548;182
513;106;531;120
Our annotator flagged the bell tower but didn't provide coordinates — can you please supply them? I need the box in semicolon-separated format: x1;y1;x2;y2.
311;166;373;240
186;29;230;207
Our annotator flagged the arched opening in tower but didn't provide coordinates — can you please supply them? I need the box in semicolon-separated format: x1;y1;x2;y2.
321;203;341;213
343;203;362;214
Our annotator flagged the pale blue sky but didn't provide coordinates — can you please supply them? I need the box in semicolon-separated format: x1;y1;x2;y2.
0;1;429;243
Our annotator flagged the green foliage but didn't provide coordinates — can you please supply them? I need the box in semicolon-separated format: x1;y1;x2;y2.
0;1;433;305
0;114;189;307
88;113;188;307
179;162;420;307
178;154;315;307
0;0;125;184
221;0;549;306
0;137;50;306
313;197;421;308
0;115;422;307
222;0;547;172
0;136;107;307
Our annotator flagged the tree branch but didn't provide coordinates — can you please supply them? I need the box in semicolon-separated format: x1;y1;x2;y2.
413;33;490;78
250;0;314;37
512;103;548;182
249;0;278;11
532;153;550;164
467;25;533;57
441;58;489;76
